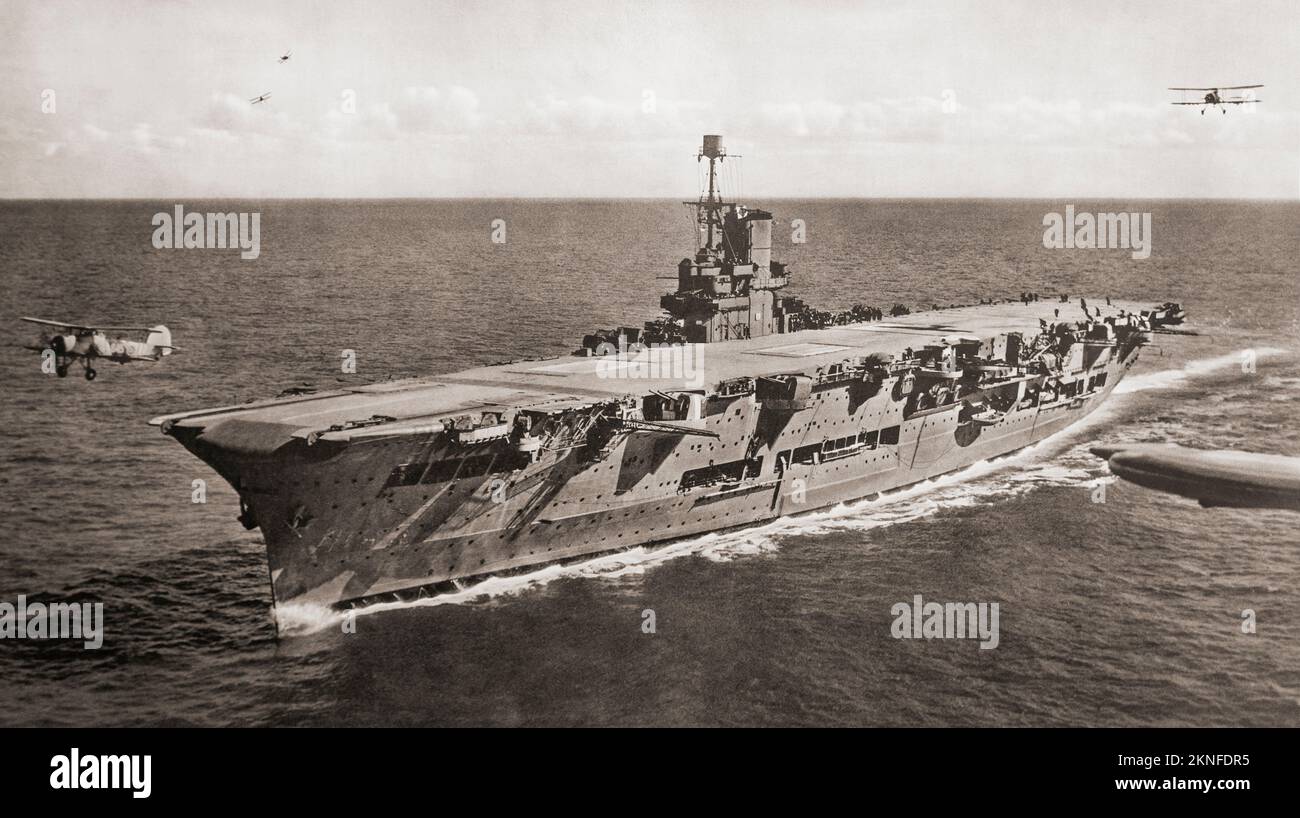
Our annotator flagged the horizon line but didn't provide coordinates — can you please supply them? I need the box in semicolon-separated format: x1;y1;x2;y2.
2;195;1297;202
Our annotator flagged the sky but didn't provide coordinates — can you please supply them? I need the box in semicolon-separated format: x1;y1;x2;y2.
2;0;1298;198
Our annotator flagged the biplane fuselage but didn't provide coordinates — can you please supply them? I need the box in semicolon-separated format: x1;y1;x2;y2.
21;318;175;380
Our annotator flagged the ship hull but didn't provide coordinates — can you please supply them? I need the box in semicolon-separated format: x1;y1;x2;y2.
156;302;1146;610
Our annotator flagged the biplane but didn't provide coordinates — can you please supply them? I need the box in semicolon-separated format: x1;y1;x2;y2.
1168;85;1262;114
250;91;272;105
21;317;177;380
278;50;292;64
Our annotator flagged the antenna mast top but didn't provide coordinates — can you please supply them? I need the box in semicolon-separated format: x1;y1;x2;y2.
697;135;732;204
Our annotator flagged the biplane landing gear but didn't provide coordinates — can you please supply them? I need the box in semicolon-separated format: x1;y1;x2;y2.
84;366;97;381
55;364;68;378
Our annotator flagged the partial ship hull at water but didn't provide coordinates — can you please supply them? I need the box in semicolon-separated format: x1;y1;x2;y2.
151;136;1185;611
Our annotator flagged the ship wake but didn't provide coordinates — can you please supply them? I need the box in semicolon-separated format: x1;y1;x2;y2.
1114;346;1287;394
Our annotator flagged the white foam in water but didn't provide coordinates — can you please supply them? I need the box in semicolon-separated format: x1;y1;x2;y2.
274;347;1279;636
274;528;783;635
1114;346;1286;394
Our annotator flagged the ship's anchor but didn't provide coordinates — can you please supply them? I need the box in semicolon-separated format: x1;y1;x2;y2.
237;496;258;530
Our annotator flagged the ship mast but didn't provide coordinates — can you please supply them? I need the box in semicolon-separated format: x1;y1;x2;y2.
697;134;727;257
660;134;792;343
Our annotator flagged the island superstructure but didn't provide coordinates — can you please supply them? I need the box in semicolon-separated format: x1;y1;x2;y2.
151;135;1185;612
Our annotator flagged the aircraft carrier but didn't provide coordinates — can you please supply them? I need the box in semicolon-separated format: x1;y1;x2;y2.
151;135;1185;612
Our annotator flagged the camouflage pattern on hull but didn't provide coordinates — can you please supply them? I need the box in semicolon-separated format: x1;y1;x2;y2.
154;299;1154;610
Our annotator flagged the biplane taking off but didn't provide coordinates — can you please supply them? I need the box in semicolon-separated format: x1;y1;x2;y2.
1169;85;1262;114
21;317;178;380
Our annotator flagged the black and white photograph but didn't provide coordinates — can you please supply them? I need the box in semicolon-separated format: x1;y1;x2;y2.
1;0;1297;796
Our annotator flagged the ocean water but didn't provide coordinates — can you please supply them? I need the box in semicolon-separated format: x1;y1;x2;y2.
0;199;1297;727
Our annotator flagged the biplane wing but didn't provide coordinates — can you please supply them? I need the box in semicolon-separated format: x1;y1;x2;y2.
20;317;155;333
1172;99;1262;105
1092;443;1300;512
1167;85;1263;91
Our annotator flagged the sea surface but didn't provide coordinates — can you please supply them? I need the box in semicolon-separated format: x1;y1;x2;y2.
0;199;1297;727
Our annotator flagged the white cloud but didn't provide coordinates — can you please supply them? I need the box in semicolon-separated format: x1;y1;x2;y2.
130;122;185;154
6;83;1298;197
391;86;482;133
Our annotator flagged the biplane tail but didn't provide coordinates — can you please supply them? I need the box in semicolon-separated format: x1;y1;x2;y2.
146;325;176;356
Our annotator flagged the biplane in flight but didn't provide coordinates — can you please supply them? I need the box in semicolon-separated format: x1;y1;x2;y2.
21;317;178;380
1169;85;1263;114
